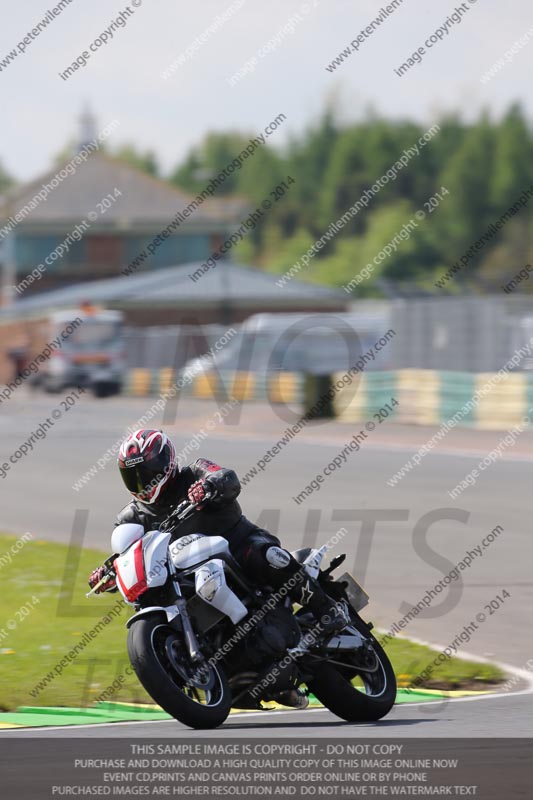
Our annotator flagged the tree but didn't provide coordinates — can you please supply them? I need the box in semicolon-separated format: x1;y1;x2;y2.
309;200;424;292
170;150;204;193
491;104;532;209
171;132;259;195
318;125;373;232
54;101;533;295
262;227;316;275
287;109;339;230
437;114;495;268
114;145;159;176
0;160;14;193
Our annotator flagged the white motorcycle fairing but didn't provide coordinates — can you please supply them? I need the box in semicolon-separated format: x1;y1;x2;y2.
114;530;171;605
170;534;248;625
115;529;248;629
169;533;230;570
111;523;144;555
195;559;247;624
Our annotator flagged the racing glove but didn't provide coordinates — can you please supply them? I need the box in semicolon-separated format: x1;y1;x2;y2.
88;566;117;594
188;480;208;507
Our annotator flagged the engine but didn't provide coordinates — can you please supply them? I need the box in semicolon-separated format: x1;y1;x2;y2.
245;606;301;666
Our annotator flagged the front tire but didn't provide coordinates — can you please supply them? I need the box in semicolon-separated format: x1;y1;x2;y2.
308;616;396;722
127;615;232;729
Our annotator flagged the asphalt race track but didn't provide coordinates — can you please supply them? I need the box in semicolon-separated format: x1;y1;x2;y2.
1;392;532;737
1;692;533;738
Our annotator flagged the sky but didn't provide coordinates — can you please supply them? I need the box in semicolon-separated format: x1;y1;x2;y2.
1;0;532;183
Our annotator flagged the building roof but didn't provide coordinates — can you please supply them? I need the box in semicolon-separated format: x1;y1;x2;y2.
0;262;346;321
0;153;246;230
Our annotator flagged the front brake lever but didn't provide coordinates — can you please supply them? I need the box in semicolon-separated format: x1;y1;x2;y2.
177;493;213;520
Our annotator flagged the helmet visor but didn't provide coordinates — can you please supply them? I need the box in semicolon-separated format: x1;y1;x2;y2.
120;454;172;500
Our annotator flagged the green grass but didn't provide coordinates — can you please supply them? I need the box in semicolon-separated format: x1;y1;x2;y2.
0;534;504;712
0;533;150;711
378;635;504;691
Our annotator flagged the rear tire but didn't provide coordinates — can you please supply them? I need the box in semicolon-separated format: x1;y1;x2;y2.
308;616;396;722
127;615;232;729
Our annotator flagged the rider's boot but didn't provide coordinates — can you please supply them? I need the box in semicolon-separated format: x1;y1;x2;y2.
295;574;348;636
274;688;309;709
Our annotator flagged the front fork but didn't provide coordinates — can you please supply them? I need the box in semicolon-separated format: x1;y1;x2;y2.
172;579;203;664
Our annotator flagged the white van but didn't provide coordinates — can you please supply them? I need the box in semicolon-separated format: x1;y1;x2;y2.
182;311;392;378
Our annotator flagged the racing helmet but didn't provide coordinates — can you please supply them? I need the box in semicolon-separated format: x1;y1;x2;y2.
118;429;177;503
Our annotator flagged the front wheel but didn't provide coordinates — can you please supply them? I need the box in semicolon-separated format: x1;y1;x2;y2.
127;615;232;729
308;615;396;722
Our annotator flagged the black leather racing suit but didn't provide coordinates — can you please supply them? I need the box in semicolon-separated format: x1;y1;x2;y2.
115;458;304;593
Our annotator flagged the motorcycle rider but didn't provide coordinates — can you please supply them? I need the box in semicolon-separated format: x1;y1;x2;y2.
89;429;347;704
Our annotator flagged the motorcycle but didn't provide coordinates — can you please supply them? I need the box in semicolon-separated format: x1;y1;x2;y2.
88;495;396;729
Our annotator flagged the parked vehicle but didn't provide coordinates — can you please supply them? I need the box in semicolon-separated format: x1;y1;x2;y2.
181;311;392;381
40;309;125;397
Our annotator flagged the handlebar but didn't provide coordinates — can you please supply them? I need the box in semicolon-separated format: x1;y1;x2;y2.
87;490;215;597
85;554;117;597
160;491;214;531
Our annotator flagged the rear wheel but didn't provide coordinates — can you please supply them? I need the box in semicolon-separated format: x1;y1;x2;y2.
127;615;231;729
308;614;396;722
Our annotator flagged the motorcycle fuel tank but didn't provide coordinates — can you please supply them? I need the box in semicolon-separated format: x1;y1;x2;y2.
170;533;230;570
